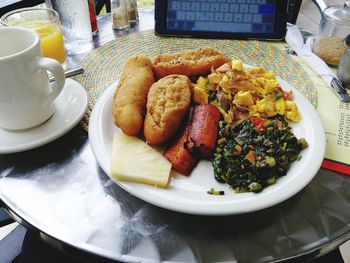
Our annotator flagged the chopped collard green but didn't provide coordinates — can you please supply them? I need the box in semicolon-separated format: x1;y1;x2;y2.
207;188;225;195
212;115;308;193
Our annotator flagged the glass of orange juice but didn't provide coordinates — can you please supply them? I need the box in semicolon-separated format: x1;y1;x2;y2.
0;8;66;64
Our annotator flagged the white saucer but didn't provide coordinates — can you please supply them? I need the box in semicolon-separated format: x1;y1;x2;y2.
0;79;88;154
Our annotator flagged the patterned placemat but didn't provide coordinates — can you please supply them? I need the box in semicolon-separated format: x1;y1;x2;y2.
73;30;318;131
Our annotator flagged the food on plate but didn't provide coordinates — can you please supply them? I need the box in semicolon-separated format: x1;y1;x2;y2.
194;59;301;125
205;60;308;193
112;54;155;136
109;51;309;193
164;104;221;174
111;133;171;188
163;125;199;176
207;188;225;195
152;48;231;79
144;74;192;145
212;116;308;193
193;76;209;104
185;104;221;158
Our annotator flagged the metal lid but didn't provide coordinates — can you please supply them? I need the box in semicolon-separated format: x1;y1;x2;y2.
324;1;350;24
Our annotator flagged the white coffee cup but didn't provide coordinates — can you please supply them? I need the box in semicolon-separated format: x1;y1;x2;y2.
0;26;65;130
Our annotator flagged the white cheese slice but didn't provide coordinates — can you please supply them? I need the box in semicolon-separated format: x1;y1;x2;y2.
110;133;171;188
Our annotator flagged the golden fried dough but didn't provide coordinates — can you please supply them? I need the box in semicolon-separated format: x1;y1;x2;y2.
152;48;231;79
112;55;155;136
144;75;192;145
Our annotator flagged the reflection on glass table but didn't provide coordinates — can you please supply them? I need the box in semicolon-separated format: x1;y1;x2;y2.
1;8;350;263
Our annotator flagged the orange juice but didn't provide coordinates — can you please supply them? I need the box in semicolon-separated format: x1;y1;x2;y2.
22;21;66;64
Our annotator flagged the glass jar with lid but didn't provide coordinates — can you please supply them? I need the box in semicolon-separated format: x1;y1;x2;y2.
313;1;350;66
337;35;350;88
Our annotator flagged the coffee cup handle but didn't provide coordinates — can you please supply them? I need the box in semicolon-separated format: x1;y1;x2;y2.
35;57;65;102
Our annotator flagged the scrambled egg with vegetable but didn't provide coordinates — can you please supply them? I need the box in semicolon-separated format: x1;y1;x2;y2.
193;59;301;125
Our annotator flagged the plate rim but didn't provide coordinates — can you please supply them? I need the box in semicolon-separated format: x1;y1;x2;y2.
89;79;325;215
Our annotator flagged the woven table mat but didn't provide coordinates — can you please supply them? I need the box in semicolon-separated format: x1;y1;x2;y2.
73;30;317;131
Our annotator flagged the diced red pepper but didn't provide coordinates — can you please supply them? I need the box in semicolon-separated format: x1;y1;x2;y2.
245;150;256;164
251;117;266;130
284;91;293;101
278;86;293;101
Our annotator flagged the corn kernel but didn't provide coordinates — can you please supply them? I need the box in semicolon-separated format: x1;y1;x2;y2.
196;76;208;87
285;101;298;110
286;111;301;122
233;90;254;106
257;77;266;86
266;111;277;117
249;105;257;114
256;98;275;116
257;86;267;95
265;79;279;90
285;101;301;122
231;59;243;71
256;99;267;112
193;85;208;104
250;78;257;84
275;98;286;115
263;71;275;79
208;73;221;84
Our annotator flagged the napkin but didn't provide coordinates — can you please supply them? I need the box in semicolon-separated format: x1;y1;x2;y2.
285;24;350;102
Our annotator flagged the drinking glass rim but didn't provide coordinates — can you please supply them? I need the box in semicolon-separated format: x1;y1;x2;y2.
0;7;61;27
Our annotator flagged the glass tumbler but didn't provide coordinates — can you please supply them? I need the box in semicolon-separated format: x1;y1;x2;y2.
49;0;93;55
313;1;350;65
0;7;66;64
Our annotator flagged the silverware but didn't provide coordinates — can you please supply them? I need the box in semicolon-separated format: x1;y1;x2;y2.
49;67;84;82
330;78;350;102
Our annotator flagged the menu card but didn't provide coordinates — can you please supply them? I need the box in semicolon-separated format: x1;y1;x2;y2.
271;42;350;175
290;52;350;175
317;82;350;175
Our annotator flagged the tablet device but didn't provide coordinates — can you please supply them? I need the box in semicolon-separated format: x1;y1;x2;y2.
155;0;289;40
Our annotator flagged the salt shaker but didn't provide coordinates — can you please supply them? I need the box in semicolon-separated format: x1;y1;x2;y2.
337;35;350;89
126;0;138;25
111;0;130;30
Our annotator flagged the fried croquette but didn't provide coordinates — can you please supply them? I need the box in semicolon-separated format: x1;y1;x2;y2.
152;48;231;79
144;74;192;145
112;55;155;136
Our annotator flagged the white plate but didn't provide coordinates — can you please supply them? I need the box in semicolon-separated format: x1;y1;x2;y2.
89;79;325;215
0;79;88;154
